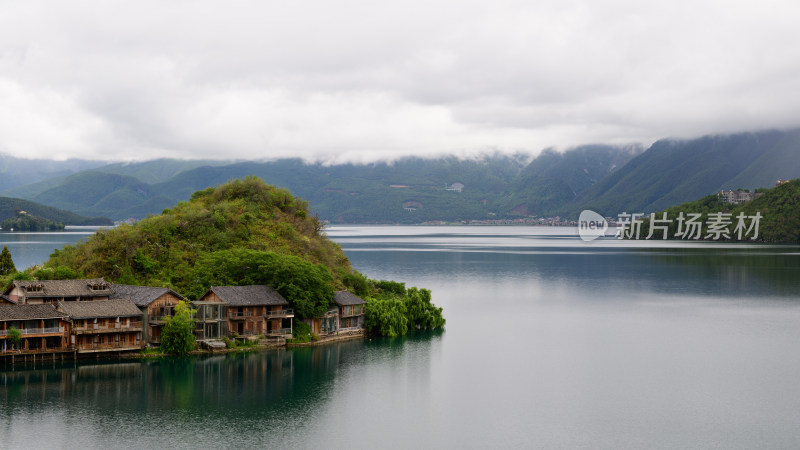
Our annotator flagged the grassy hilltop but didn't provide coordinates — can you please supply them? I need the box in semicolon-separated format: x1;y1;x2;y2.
33;176;444;333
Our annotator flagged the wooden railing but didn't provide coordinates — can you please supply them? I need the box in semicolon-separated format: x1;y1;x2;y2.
339;309;364;318
147;315;172;323
74;321;143;331
265;308;294;318
0;326;65;336
228;311;253;318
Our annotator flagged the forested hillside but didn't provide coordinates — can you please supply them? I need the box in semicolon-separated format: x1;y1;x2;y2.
635;178;800;243
562;129;800;217
0;197;110;225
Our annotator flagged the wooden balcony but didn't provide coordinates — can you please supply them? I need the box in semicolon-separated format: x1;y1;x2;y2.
0;326;66;337
265;308;294;319
228;311;253;320
147;315;172;324
73;322;143;334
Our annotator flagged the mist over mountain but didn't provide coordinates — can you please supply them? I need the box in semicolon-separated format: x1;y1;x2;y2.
4;128;800;222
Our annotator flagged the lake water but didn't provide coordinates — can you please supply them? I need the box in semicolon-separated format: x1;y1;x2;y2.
0;227;103;270
2;226;800;449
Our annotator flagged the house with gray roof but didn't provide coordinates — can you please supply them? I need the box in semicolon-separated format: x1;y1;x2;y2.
0;304;71;353
334;291;366;331
110;284;187;345
57;299;144;353
304;291;366;337
197;285;293;339
4;278;111;305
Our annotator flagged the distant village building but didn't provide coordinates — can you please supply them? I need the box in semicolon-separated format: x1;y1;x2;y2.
446;182;464;192
403;201;423;212
776;179;791;186
718;189;756;204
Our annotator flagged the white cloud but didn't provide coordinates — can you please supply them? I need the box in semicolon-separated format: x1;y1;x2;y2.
1;0;799;162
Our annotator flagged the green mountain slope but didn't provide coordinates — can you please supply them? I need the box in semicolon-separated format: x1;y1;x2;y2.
94;158;232;184
4;150;635;222
0;197;110;225
638;178;800;243
501;145;641;216
563;129;800;217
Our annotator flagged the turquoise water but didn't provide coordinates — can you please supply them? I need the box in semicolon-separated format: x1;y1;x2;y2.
2;226;800;449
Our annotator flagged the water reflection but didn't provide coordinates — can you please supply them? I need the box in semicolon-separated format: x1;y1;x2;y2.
0;334;440;448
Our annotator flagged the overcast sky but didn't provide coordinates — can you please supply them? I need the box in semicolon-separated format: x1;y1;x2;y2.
1;0;799;163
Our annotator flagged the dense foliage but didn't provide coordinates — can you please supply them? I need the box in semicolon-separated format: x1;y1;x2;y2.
7;326;21;350
363;281;445;337
1;213;64;231
47;176;353;294
160;301;196;355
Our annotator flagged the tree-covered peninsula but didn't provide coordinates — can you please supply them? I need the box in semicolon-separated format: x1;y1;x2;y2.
38;176;444;335
634;178;800;243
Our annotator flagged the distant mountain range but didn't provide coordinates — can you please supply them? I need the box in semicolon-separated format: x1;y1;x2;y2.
3;128;800;222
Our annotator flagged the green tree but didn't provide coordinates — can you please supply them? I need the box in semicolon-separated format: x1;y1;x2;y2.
405;287;446;330
7;326;22;350
0;246;16;275
160;301;196;355
364;297;408;337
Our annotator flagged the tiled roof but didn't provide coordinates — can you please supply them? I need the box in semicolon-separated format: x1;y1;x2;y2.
334;290;366;306
202;285;288;306
57;299;143;319
0;304;68;321
6;278;111;298
110;284;186;307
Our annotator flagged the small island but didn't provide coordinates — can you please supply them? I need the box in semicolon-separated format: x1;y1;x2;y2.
1;211;64;232
0;177;444;362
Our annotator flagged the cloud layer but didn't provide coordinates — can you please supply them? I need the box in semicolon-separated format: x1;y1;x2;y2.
2;0;799;162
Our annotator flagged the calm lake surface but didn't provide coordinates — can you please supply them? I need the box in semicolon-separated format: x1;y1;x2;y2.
2;226;800;449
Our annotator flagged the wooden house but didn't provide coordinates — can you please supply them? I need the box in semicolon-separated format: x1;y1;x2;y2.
198;285;293;339
110;284;186;345
0;304;71;353
57;299;144;353
304;291;366;337
304;307;340;335
191;295;228;341
4;278;111;305
334;291;366;331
